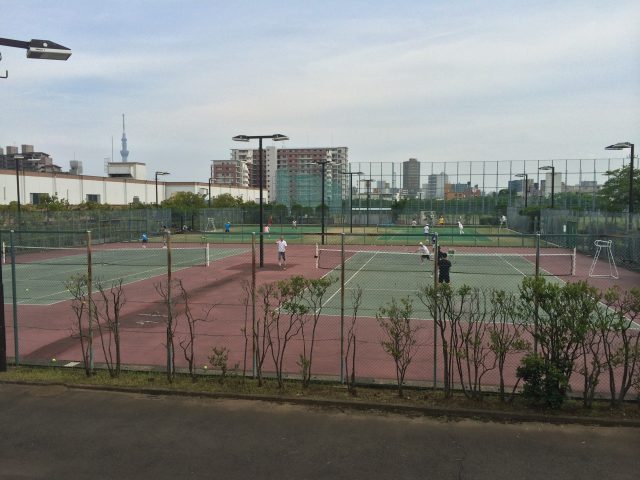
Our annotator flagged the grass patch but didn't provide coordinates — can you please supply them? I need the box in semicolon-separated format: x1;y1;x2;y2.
1;366;638;423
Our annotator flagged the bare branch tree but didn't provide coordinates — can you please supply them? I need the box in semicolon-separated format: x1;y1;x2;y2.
255;282;278;386
300;276;334;388
155;279;180;383
175;279;214;381
66;274;92;377
269;276;308;390
239;280;252;379
94;278;126;378
454;288;494;400
345;286;363;396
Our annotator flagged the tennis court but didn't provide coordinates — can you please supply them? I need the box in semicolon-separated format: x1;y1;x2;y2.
2;244;249;305
315;247;573;319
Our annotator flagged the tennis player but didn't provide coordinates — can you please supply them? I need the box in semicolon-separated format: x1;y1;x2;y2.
418;242;431;264
162;225;170;248
423;223;430;237
141;232;148;248
458;219;464;235
224;220;231;233
438;252;452;283
276;236;287;269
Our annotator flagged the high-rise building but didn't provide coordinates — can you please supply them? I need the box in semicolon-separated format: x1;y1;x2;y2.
425;172;448;199
211;158;250;186
230;146;349;208
402;158;421;197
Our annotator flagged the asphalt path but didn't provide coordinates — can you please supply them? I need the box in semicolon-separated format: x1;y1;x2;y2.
0;384;637;479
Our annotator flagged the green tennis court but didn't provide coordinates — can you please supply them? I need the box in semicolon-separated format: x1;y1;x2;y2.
316;249;571;319
2;246;249;305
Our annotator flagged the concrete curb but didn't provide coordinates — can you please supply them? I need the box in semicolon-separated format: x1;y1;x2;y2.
2;379;639;428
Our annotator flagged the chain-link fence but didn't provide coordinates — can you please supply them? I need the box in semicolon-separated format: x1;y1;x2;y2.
2;229;638;402
0;209;171;245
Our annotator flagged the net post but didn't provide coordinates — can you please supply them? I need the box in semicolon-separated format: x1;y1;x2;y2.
1;241;4;264
315;243;319;269
340;233;345;384
433;232;438;389
86;230;93;372
251;232;257;379
571;246;576;276
205;243;210;267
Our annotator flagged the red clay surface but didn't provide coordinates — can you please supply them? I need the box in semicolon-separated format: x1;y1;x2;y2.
3;242;639;395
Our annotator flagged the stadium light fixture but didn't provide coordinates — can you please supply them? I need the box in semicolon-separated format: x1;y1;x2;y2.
339;170;363;233
232;134;289;267
0;37;72;78
515;173;529;208
605;142;635;214
538;166;555;209
0;36;72;373
155;171;170;206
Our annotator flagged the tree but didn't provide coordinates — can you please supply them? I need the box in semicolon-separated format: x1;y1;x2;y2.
94;279;126;378
598;165;640;212
161;191;207;209
345;286;364;396
376;297;420;398
66;274;93;377
299;276;334;388
518;278;600;407
210;193;244;208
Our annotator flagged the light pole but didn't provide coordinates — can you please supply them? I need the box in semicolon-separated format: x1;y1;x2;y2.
365;179;372;228
316;159;332;245
605;142;635;214
155;171;169;206
539;166;555;209
515;173;529;208
13;155;24;228
0;36;71;373
339;170;363;233
232;134;289;267
208;177;214;208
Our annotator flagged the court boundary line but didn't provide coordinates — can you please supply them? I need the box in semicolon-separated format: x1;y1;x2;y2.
8;249;250;306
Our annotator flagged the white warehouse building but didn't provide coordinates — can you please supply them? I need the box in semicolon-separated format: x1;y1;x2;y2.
0;166;264;206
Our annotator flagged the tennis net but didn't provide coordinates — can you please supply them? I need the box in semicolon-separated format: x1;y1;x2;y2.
316;248;575;277
4;244;210;268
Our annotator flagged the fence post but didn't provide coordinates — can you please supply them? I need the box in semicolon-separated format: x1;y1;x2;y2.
534;232;540;354
340;232;345;383
251;232;257;378
166;230;174;380
0;231;5;371
9;230;19;366
86;230;94;372
433;233;438;388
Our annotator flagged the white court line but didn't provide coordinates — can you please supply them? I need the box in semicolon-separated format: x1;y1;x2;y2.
322;251;385;308
13;264;193;306
8;248;250;306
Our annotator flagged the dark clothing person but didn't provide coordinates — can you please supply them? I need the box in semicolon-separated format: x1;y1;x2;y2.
438;253;451;283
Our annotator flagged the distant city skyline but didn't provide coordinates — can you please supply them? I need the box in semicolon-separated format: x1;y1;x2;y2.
1;0;638;181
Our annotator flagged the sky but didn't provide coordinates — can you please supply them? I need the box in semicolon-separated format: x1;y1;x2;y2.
1;0;639;182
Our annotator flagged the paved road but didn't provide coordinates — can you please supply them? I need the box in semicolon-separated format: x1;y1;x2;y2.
0;384;637;479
